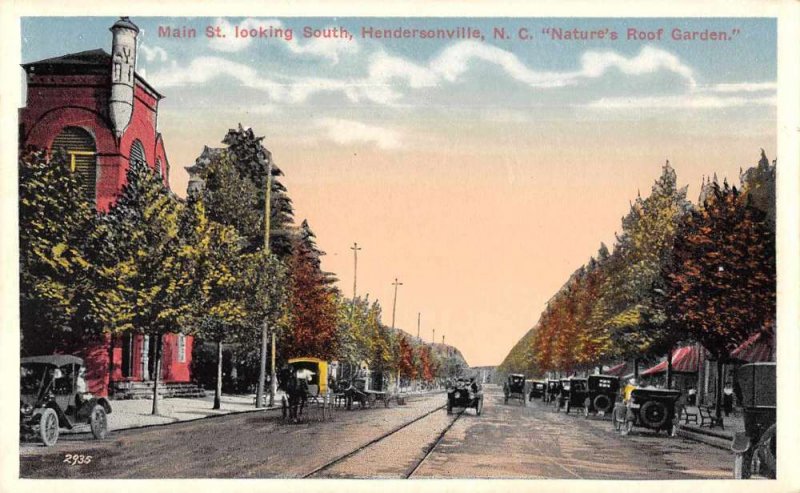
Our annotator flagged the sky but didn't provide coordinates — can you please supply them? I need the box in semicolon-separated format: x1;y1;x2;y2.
21;17;777;366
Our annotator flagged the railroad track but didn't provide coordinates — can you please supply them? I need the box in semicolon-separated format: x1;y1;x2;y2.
302;404;463;478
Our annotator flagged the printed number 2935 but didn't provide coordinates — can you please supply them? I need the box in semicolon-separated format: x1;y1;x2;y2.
63;454;92;465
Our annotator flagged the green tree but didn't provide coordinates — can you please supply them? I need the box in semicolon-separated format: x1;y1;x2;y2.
180;195;246;409
96;159;194;414
19;148;100;354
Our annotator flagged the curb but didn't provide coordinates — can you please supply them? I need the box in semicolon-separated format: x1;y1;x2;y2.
677;425;732;451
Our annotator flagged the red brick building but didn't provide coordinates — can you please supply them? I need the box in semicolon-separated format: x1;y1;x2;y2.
19;17;194;397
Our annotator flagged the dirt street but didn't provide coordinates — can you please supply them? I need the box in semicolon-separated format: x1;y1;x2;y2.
20;386;733;479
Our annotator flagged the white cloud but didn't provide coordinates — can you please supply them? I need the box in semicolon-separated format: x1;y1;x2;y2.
139;44;168;63
317;118;402;149
147;42;715;109
425;42;696;89
208;18;358;64
586;94;776;110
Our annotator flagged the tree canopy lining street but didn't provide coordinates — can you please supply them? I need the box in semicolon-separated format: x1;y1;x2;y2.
19;125;468;415
499;152;776;404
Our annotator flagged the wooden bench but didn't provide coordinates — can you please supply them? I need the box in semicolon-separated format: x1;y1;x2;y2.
698;405;725;429
680;406;699;425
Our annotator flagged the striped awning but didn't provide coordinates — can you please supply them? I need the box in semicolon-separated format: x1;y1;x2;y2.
606;362;628;377
731;331;775;363
641;345;702;376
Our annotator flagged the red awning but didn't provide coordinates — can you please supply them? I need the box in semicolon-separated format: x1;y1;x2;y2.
606;362;627;377
731;331;775;363
641;345;702;376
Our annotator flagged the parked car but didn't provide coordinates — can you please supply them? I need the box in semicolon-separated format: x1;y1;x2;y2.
447;377;483;415
582;375;620;417
612;387;681;436
732;362;776;479
528;380;546;401
20;355;112;446
503;374;527;406
562;377;588;414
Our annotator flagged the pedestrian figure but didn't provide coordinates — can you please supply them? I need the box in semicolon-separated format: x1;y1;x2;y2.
723;385;734;416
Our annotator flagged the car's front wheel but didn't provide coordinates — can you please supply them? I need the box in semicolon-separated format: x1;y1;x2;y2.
90;405;108;439
39;408;59;447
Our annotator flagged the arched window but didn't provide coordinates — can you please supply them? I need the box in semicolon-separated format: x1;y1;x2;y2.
129;139;147;167
52;127;97;203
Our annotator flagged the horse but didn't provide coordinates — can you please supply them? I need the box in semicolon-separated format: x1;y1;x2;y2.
278;367;309;423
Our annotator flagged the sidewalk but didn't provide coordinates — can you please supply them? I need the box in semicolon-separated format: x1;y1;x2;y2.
69;388;443;434
677;406;744;450
95;393;285;433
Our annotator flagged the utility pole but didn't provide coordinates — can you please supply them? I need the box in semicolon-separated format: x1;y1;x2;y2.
391;278;403;330
256;154;273;409
350;242;361;314
417;312;421;340
432;328;435;345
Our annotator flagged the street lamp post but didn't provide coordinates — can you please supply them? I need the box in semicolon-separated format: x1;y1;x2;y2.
391;278;403;330
256;154;273;409
351;242;361;314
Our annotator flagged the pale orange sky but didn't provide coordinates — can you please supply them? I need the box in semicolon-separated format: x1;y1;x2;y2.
162;114;775;366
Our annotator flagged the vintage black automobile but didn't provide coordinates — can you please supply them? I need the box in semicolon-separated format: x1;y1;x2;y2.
732;362;776;479
20;355;112;446
612;387;681;436
582;375;620;417
503;374;527;406
447;377;483;415
555;378;571;411
544;379;561;404
562;377;588;414
528;380;546;401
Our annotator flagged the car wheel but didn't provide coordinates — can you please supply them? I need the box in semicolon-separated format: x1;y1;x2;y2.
640;401;669;429
39;408;59;447
90;405;108;439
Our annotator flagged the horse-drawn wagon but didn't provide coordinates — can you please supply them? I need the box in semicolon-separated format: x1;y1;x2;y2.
278;357;334;422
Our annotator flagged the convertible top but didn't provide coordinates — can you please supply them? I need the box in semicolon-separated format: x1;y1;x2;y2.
21;355;84;367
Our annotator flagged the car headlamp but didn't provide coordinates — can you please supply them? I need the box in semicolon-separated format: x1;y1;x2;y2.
20;403;33;415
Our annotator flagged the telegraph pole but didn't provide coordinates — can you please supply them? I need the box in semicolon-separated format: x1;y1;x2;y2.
256;154;273;409
350;242;361;314
417;312;421;339
391;278;403;330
